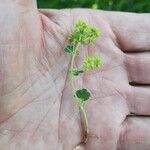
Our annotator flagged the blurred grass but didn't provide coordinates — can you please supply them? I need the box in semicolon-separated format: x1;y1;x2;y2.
37;0;150;12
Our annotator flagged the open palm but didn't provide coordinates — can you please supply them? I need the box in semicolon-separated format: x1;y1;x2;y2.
0;1;150;150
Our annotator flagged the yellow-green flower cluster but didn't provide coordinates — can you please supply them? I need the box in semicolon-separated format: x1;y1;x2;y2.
84;56;103;71
70;21;101;45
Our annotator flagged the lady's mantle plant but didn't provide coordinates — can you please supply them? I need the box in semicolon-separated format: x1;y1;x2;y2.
64;21;103;148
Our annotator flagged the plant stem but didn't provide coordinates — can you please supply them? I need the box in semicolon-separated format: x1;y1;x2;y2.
70;44;89;146
70;44;80;97
79;105;89;143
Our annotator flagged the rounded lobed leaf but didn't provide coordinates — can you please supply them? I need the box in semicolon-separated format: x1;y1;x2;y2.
64;45;79;56
75;88;91;101
64;45;74;53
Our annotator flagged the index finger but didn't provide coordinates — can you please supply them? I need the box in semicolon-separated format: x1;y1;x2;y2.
103;11;150;52
2;0;37;8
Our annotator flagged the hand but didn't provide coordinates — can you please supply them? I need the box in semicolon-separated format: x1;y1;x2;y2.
0;1;150;150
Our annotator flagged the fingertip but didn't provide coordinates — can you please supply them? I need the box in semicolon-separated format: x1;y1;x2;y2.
16;0;37;9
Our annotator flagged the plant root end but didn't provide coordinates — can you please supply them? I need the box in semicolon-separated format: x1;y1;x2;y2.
74;142;86;150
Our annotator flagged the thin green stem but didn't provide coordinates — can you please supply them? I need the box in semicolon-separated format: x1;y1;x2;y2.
70;43;89;146
79;105;89;143
70;44;80;98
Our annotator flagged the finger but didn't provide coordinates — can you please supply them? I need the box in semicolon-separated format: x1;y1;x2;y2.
126;86;150;115
118;117;150;150
2;0;37;8
16;0;37;8
125;53;150;84
84;94;129;150
39;9;72;32
103;11;150;52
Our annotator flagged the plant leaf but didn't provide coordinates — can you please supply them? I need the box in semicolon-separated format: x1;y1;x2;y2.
64;45;74;53
70;69;84;76
64;45;79;56
75;88;91;101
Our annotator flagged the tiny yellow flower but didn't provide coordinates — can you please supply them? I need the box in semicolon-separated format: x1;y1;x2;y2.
70;20;101;45
83;56;103;71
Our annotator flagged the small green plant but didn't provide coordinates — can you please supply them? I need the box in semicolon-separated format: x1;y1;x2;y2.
64;20;103;149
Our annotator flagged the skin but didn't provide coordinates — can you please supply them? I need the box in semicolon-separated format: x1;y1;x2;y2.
0;1;150;150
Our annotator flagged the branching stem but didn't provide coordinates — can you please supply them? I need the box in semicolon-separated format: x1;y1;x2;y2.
70;44;89;148
65;21;102;150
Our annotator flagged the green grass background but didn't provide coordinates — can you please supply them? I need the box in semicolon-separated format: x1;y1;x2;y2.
37;0;150;12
